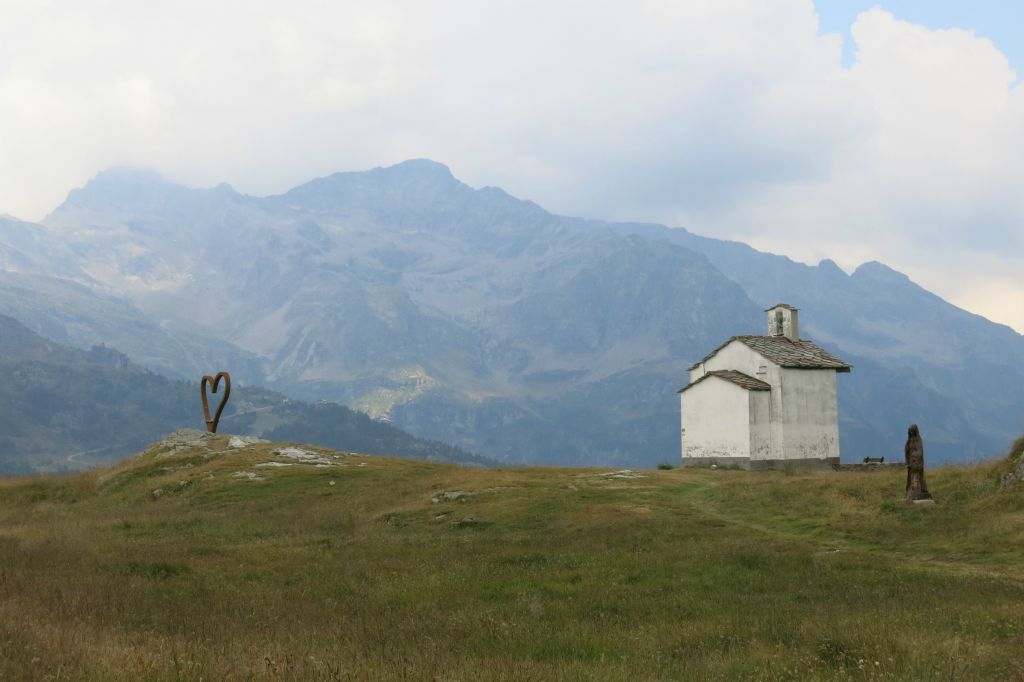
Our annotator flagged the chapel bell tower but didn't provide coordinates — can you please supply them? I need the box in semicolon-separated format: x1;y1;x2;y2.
766;303;799;341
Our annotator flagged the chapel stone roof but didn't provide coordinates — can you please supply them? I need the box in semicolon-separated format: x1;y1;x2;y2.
688;336;852;372
677;369;771;394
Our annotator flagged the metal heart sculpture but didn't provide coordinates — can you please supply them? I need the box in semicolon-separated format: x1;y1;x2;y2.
200;371;232;433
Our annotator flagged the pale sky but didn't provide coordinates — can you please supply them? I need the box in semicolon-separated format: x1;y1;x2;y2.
1;1;1023;332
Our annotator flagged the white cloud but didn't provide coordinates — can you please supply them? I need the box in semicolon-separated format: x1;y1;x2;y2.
0;1;1023;331
716;9;1024;329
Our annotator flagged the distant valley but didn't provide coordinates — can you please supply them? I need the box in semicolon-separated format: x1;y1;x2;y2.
1;159;1022;467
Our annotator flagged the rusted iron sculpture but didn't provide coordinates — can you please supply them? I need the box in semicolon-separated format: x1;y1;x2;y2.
200;371;231;433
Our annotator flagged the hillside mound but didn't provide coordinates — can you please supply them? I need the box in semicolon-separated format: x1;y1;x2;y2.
0;438;1022;680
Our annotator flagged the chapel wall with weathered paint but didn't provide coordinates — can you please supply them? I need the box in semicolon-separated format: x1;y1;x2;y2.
777;368;840;460
681;378;751;460
748;390;773;459
696;340;783;459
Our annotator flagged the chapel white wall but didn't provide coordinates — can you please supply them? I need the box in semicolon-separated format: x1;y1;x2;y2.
681;379;751;459
748;390;772;459
777;368;840;460
693;341;783;459
690;341;771;384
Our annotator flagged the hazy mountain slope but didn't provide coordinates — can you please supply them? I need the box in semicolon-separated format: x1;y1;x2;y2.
834;350;996;461
388;363;685;466
41;161;759;465
0;270;264;381
0;314;196;473
0;215;86;279
20;159;1022;464
0;315;487;473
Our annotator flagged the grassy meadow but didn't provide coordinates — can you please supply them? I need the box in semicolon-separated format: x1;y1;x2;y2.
1;435;1023;680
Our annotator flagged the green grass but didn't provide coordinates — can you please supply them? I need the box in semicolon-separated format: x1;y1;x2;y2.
1;436;1023;680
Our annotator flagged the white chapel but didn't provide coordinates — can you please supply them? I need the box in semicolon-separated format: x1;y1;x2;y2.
679;304;851;470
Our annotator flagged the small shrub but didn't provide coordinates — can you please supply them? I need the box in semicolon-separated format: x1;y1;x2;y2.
657;463;675;470
498;553;548;568
125;560;189;579
816;637;859;668
454;517;492;530
735;553;767;570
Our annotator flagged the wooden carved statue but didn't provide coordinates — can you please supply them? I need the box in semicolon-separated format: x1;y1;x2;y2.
904;423;932;502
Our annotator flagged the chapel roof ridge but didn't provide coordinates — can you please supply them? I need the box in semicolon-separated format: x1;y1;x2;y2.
688;335;852;372
678;369;772;394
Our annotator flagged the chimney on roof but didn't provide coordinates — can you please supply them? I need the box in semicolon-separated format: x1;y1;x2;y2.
766;303;799;341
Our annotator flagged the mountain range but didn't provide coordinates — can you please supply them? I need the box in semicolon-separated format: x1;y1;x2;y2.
1;159;1021;466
